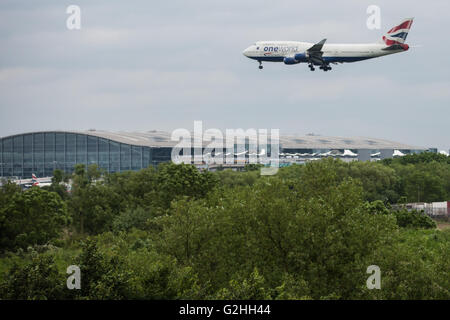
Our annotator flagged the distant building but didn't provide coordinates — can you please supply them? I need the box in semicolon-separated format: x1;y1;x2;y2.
0;130;428;178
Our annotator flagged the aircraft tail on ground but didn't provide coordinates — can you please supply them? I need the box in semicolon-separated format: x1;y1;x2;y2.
31;173;39;186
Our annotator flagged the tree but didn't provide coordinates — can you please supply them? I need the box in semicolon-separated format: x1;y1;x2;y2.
68;183;121;235
51;169;64;185
75;239;132;299
45;169;69;200
68;164;124;234
393;209;436;229
0;254;67;300
104;166;159;210
392;152;450;165
214;268;271;299
112;207;155;233
156;163;218;208
0;187;70;251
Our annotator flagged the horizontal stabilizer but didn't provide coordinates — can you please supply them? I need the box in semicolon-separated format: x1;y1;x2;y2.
382;43;409;51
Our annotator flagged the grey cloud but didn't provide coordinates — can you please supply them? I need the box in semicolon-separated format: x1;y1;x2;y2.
0;0;449;150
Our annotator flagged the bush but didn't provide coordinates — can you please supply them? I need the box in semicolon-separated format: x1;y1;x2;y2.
0;187;70;251
112;207;155;232
75;239;132;299
0;254;67;300
394;209;437;229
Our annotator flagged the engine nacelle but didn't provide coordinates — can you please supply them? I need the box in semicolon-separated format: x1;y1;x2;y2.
283;57;300;65
294;53;308;62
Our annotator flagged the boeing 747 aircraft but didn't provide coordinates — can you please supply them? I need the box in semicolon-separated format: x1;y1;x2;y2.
243;18;414;71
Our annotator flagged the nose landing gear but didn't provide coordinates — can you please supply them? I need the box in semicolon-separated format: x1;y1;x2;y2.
258;61;263;70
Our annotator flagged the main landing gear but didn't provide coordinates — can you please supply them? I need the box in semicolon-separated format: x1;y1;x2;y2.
258;61;263;70
319;65;332;72
309;63;332;72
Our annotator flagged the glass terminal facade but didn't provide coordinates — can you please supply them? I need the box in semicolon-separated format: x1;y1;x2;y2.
0;131;429;179
0;132;172;178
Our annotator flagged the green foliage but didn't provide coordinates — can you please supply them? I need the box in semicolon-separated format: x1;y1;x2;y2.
0;180;22;208
68;163;218;235
390;162;449;202
363;200;391;215
389;152;450;165
43;169;70;200
0;254;67;299
156;163;218;208
363;229;450;299
68;164;124;235
75;239;132;299
126;247;201;299
393;209;437;229
151;167;401;299
212;169;260;188
52;169;64;184
0;187;70;251
104;166;158;209
214;268;271;300
244;163;263;171
278;158;401;203
1;158;449;300
112;207;155;232
69;182;121;235
273;274;311;300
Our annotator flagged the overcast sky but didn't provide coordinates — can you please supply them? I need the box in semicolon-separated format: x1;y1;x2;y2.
0;0;449;150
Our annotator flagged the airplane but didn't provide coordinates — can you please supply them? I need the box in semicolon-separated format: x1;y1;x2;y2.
243;18;414;71
31;173;40;186
29;173;52;188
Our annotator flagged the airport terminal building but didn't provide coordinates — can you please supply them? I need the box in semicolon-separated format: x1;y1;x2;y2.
0;130;429;179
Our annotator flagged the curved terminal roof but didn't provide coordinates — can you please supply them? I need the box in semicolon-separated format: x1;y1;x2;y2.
1;130;426;150
279;135;425;150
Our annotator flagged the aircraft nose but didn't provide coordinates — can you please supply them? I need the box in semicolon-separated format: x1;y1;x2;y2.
243;47;251;57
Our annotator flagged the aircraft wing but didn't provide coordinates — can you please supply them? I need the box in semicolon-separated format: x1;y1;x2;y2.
307;39;327;55
306;39;327;65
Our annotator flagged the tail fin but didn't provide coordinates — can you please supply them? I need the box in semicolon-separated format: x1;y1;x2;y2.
382;18;414;46
31;173;39;186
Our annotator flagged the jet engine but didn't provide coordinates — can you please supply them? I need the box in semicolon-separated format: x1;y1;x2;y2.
283;57;300;65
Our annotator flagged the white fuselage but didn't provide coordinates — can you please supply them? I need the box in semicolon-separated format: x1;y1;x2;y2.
243;41;406;64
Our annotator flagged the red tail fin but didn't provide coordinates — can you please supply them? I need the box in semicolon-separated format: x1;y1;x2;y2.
382;18;414;46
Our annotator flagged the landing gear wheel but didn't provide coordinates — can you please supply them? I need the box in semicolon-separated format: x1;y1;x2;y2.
308;64;315;71
258;61;263;70
259;65;263;70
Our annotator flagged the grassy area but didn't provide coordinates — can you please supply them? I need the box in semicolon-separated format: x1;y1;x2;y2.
436;221;450;230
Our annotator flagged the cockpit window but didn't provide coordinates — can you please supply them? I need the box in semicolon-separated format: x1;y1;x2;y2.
256;47;260;50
